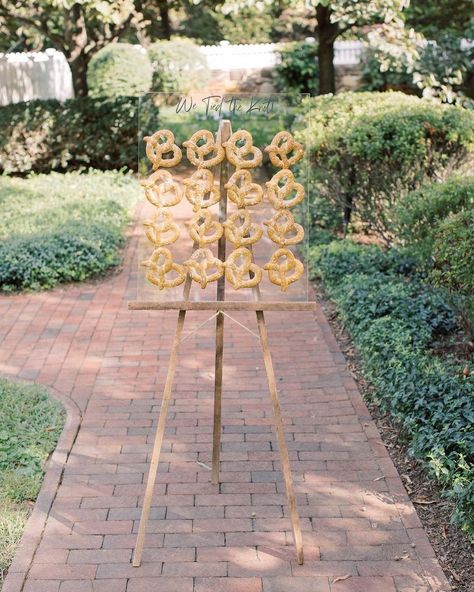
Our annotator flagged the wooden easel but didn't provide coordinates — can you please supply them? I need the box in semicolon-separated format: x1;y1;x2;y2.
130;120;315;568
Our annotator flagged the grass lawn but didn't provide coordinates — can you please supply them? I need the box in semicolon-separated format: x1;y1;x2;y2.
0;170;141;292
0;378;65;586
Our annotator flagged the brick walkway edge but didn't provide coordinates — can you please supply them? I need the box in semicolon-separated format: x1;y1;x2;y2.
1;211;451;592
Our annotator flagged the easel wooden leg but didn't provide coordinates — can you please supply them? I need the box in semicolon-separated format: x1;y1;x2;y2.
212;311;224;485
133;309;187;567
256;310;304;565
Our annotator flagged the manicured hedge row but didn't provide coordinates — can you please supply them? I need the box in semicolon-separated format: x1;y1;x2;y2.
0;96;159;175
0;171;141;291
310;241;474;539
295;92;474;238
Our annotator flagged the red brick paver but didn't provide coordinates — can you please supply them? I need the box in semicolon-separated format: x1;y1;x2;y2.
1;202;451;592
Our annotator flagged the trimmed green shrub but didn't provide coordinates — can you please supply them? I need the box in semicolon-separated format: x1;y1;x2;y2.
149;40;211;95
310;240;474;539
295;92;474;239
431;210;474;339
0;171;140;291
87;44;152;98
0;96;159;174
390;176;474;257
273;42;319;96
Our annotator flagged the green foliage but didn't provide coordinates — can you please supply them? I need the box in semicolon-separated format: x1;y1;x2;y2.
0;378;64;581
431;210;474;339
87;43;152;98
0;171;140;291
362;30;474;106
0;96;157;175
390;176;474;257
149;39;211;95
217;6;274;43
405;0;474;41
273;42;319;96
310;240;474;538
295;92;474;238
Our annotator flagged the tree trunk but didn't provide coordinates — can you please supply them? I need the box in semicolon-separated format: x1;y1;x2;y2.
65;3;89;96
316;5;337;95
159;0;171;40
69;52;89;96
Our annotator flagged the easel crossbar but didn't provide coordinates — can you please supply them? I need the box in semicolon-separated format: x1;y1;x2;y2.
129;300;316;312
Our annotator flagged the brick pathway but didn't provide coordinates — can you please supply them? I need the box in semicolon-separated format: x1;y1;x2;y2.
1;202;451;592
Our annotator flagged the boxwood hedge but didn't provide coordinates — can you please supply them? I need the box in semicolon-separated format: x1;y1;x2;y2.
0;96;159;175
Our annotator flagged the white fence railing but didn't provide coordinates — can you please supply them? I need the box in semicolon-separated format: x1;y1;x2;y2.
0;48;74;106
200;40;364;70
0;41;365;106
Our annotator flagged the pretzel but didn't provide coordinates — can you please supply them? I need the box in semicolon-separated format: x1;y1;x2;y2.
183;129;225;169
223;210;262;248
266;169;305;209
141;247;186;290
184;248;224;289
224;170;263;209
264;210;304;246
223;130;262;169
144;129;182;170
141;170;183;208
183;169;220;212
143;209;180;247
225;247;262;290
187;209;223;247
264;248;304;292
264;131;304;169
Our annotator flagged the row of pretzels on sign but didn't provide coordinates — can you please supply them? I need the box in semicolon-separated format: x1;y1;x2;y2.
140;129;306;292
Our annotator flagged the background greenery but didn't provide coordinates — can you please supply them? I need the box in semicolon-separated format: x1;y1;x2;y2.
0;171;141;291
0;378;64;584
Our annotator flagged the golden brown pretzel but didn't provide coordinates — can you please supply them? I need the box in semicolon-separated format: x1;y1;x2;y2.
224;170;263;209
223;210;262;248
141;170;183;208
143;209;180;247
225;247;262;290
186;209;223;247
223;130;262;169
183;129;225;169
264;248;304;292
144;129;182;170
183;169;220;212
266;169;305;209
264;131;304;169
264;210;304;246
141;247;186;290
184;248;224;289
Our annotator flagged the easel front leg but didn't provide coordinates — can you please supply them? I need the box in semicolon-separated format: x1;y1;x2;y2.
256;310;304;565
133;309;187;567
212;311;224;484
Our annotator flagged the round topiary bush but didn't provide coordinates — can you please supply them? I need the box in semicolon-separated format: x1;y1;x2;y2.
87;44;152;98
148;40;211;94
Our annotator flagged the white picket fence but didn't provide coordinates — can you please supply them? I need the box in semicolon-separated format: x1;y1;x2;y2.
0;41;364;106
0;48;74;106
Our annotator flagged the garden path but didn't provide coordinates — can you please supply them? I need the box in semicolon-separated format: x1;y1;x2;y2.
1;199;451;592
